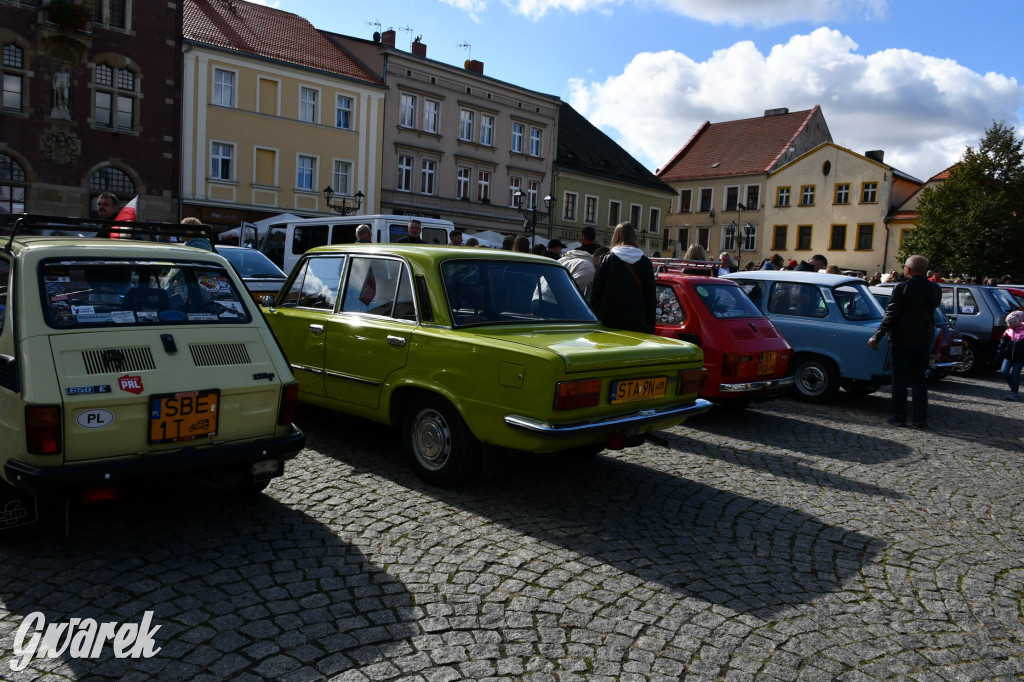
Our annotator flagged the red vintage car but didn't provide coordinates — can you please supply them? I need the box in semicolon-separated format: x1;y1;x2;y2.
653;261;793;406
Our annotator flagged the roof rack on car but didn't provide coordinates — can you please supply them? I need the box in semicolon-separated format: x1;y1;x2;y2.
3;213;216;253
650;258;721;276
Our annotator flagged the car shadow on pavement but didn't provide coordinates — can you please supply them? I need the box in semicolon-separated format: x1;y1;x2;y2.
682;402;914;466
0;481;415;679
304;406;883;622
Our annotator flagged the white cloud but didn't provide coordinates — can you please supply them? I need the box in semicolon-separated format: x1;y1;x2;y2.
503;0;886;25
569;27;1024;180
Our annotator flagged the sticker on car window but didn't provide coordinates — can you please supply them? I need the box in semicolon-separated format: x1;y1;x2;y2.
696;286;708;296
961;306;976;314
822;289;835;303
187;313;219;321
111;311;136;324
198;275;221;292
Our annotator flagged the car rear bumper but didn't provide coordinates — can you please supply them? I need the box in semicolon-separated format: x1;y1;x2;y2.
504;399;712;439
4;424;305;495
718;376;795;393
934;360;965;371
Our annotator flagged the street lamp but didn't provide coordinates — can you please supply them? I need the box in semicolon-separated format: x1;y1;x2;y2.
322;187;364;215
724;202;752;269
513;189;555;246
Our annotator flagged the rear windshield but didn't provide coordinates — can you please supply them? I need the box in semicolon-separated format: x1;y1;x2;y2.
40;259;252;329
692;283;763;319
441;259;596;326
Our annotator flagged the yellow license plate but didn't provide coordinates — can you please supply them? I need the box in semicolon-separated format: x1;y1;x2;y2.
611;376;668;404
757;351;778;377
149;389;219;444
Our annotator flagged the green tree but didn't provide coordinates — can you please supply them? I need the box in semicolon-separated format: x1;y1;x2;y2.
902;121;1024;281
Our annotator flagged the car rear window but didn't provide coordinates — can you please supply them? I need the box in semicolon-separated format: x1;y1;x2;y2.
441;259;596;326
40;258;252;329
693;283;763;319
832;283;883;320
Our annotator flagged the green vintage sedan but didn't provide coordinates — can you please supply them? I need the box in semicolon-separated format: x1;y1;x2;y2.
263;244;709;485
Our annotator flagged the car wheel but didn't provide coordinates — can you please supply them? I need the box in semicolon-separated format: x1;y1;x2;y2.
790;355;840;401
404;396;480;486
957;345;977;375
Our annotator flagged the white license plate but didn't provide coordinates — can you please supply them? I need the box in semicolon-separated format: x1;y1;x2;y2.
949;346;962;356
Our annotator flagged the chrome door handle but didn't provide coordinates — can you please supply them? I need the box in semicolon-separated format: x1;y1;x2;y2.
309;324;324;335
387;335;407;347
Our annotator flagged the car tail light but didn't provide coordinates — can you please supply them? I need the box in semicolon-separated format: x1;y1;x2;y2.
720;353;753;378
606;433;626;450
83;486;118;503
555;379;602;411
678;368;707;394
278;381;300;425
25;406;61;455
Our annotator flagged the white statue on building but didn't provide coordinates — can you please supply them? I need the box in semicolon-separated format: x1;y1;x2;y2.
52;64;71;118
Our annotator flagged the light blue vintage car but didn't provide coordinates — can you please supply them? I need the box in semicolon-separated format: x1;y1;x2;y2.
723;272;890;400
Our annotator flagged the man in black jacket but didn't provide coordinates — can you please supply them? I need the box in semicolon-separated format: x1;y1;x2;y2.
795;254;828;272
868;254;941;427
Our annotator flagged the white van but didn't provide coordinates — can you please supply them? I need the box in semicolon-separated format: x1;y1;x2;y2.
259;214;455;274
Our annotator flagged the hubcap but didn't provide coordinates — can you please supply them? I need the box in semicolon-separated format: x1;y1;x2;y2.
412;409;451;470
799;364;826;395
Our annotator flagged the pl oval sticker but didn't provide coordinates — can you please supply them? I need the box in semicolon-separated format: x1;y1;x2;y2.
76;409;114;429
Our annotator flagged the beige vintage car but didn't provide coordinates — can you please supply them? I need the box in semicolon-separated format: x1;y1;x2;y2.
0;216;305;529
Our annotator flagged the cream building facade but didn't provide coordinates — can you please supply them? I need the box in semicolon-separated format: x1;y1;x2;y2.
765;143;922;274
180;0;386;231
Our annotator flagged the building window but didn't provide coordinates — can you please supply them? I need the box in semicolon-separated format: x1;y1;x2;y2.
856;224;873;250
861;182;878;203
834;183;850;204
255;148;276;187
699;188;713;213
421;159;435;195
397;155;413;192
630;204;642;228
725;186;739;211
563;192;577;221
526;180;538;210
458;167;471;200
511;122;524;153
745;185;760;210
459;109;474;141
335;95;352;129
2;44;25;112
649;208;660;235
94;62;137;130
585;196;597;224
213;68;234;107
399;93;416;128
776;186;790;207
296;155;316;191
507;176;520;206
93;0;127;29
480;115;494;146
423;99;439;134
529;127;542;157
678;189;691;213
799;185;815;206
89;166;135;199
772;225;787;250
332;160;351;195
210;142;234;181
830;224;846;250
0;153;27;214
741;226;757;252
797;225;813;250
608;200;621;226
299;87;317;123
477;171;491;202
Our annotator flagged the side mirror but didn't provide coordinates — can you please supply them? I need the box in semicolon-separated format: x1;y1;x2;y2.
259;295;276;307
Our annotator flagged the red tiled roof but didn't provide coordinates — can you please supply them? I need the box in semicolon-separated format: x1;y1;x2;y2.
929;164;956;182
183;0;381;85
657;106;824;181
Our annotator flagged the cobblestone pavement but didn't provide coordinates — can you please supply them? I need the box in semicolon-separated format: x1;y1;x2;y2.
1;372;1023;680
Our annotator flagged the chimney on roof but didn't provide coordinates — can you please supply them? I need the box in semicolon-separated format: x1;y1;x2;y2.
411;36;426;58
465;59;483;75
865;150;885;163
381;29;396;48
764;108;789;117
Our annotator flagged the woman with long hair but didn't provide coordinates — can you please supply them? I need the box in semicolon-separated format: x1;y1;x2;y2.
589;222;656;333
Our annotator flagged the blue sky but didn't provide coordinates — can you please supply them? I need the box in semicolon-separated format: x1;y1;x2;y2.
256;0;1023;183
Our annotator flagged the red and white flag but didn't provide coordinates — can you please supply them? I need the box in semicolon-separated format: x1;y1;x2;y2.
110;195;138;239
